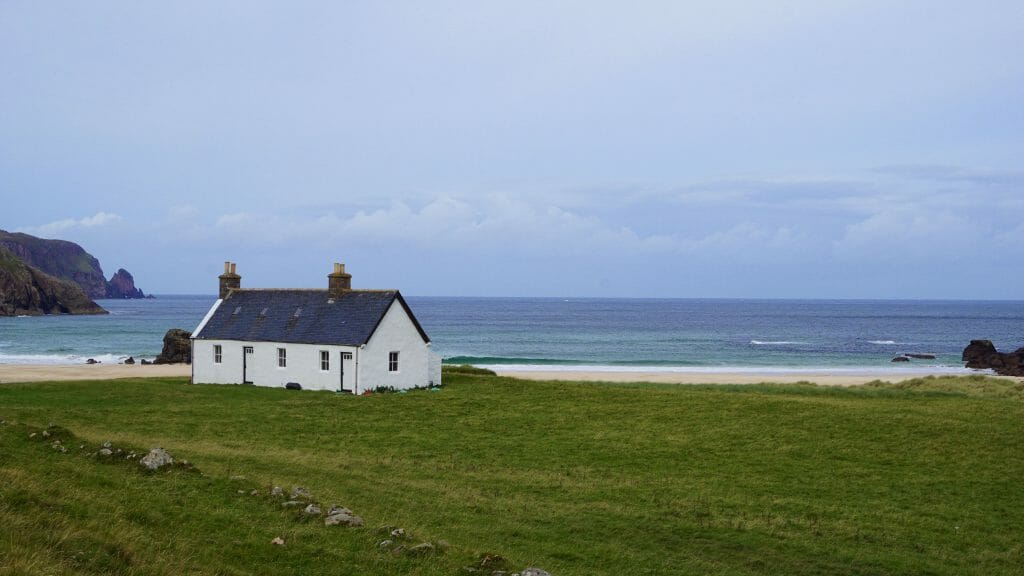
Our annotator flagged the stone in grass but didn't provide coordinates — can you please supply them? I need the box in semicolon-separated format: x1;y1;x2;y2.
324;506;364;527
377;539;394;549
521;569;553;576
270;486;284;497
139;448;174;470
271;537;285;546
290;486;312;500
282;500;304;508
390;527;407;539
407;542;435;557
303;503;321;516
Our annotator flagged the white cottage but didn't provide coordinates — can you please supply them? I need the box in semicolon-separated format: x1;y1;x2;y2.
191;262;441;393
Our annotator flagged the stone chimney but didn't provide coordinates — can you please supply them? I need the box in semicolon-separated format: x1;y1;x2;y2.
327;262;352;298
218;261;241;299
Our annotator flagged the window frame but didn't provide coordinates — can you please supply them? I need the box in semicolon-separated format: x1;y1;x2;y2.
388;351;399;373
320;350;330;372
213;344;222;364
277;347;287;368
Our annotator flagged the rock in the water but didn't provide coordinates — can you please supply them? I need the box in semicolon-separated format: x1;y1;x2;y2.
105;268;146;299
904;353;936;360
124;356;135;365
86;358;98;364
153;328;192;364
140;447;174;470
962;340;1024;376
140;358;151;365
891;356;910;362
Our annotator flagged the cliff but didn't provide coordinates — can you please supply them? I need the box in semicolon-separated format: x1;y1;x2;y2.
0;246;108;316
0;229;148;299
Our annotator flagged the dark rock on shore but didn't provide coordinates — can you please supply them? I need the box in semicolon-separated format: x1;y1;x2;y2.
105;268;146;299
962;340;1024;376
0;246;107;316
891;355;910;362
153;328;192;364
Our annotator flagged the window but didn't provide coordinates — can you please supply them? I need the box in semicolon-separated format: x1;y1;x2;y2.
320;350;330;371
214;344;222;364
388;351;399;373
278;348;287;368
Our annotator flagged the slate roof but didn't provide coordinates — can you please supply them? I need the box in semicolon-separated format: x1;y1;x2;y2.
192;289;429;346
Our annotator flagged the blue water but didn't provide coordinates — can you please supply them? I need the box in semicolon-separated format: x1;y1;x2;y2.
1;295;1022;372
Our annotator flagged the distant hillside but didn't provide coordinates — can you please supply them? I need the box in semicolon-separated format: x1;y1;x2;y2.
0;229;147;299
0;245;108;316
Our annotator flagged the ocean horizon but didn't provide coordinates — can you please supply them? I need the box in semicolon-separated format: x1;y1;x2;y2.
1;295;1021;372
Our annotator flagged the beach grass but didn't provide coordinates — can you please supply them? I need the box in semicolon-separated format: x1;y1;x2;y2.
1;374;1022;575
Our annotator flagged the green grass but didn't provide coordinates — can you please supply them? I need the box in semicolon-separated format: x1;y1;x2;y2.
441;363;498;376
1;375;1022;575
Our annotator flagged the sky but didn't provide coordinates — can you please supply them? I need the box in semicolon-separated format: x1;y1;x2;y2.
2;1;1022;298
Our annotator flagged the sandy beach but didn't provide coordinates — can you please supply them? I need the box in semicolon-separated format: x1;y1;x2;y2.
0;362;998;387
0;363;192;384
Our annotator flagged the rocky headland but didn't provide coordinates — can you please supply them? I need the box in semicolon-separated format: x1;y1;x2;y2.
0;245;107;316
0;229;148;300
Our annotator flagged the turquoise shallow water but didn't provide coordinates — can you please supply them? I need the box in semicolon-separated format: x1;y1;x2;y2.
0;295;1021;371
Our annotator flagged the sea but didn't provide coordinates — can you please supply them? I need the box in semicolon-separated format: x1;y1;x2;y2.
1;296;1022;374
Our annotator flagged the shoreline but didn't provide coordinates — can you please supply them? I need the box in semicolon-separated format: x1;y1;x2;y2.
0;362;1004;387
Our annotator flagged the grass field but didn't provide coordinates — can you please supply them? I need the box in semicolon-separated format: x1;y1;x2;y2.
1;374;1022;575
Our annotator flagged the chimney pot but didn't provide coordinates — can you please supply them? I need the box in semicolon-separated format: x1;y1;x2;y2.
218;261;241;299
327;261;352;298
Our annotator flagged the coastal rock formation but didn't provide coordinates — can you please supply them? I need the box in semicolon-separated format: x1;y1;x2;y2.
0;229;148;299
105;268;146;299
0;246;107;316
962;340;1024;376
0;229;108;298
153;328;192;364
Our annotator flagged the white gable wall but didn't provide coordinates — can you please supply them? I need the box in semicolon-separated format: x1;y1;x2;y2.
359;299;436;392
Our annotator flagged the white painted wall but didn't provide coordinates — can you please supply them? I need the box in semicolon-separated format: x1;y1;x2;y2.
192;339;358;392
191;299;441;392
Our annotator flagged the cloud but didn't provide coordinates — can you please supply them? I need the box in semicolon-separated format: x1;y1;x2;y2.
17;212;123;237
